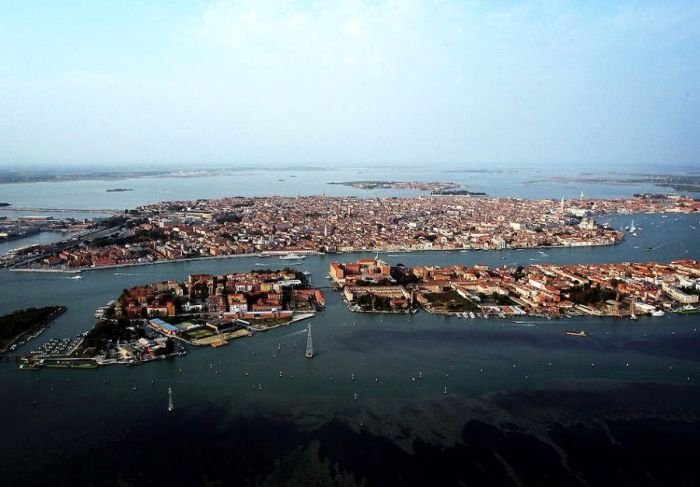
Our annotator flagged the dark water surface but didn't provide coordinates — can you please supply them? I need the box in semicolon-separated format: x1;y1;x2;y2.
1;214;699;485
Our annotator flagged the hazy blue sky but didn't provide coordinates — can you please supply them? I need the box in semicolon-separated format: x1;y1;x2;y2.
0;1;698;168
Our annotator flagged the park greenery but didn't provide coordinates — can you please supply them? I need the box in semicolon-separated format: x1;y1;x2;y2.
425;290;481;312
566;284;617;305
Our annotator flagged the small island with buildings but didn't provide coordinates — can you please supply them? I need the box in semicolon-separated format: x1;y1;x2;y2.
19;269;325;369
328;180;463;192
330;257;700;318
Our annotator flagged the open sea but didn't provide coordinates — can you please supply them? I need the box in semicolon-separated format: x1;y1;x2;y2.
1;167;699;486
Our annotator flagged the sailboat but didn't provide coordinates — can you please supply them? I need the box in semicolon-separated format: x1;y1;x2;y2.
167;387;174;412
629;219;637;236
630;300;638;321
305;323;314;358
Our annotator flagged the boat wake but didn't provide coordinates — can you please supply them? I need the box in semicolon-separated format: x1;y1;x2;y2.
511;321;537;327
279;328;309;339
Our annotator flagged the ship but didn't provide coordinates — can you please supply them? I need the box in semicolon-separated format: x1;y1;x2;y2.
651;309;665;317
565;330;587;337
677;305;700;315
279;253;305;260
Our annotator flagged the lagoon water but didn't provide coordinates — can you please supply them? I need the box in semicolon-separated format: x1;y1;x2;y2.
1;173;699;485
0;164;678;211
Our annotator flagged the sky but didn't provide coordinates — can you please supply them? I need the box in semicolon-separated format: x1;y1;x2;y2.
0;0;698;169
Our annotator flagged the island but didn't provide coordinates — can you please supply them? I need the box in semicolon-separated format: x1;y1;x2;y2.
330;257;700;318
20;269;325;369
5;193;697;272
430;189;488;196
526;174;700;194
0;306;66;353
328;180;462;191
106;188;134;192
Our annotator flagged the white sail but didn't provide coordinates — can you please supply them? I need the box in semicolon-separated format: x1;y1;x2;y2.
305;323;314;358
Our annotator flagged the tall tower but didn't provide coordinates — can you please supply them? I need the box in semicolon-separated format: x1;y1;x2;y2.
305;323;314;358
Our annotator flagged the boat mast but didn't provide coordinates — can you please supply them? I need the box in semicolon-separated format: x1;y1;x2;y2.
305;323;314;358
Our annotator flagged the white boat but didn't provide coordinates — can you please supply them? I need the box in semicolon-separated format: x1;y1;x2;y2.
279;253;305;260
630;300;639;320
629;219;636;233
651;309;665;317
167;387;174;412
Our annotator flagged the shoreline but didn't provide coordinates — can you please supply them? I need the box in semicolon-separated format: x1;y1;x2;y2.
8;241;623;274
0;306;67;354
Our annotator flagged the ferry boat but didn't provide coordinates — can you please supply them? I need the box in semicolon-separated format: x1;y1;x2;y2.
677;305;700;315
565;330;587;337
279;253;305;261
